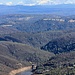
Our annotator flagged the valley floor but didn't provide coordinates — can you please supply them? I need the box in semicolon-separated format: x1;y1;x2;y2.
9;66;32;75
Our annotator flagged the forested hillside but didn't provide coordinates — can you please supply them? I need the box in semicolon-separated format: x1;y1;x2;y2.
41;32;75;54
0;41;54;75
0;14;75;75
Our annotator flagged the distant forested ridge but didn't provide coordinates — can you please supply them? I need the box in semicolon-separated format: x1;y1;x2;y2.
0;4;75;15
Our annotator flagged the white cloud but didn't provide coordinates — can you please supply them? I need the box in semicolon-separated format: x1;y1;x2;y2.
6;2;13;5
17;1;35;6
65;0;75;4
0;3;3;5
17;1;24;5
1;0;75;6
38;0;49;5
48;0;75;5
17;0;75;5
24;3;36;6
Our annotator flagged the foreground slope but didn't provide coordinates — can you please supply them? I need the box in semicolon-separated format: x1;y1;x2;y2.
0;41;54;75
34;51;75;75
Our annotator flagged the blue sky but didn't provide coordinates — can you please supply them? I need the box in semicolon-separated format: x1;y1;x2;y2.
0;0;75;5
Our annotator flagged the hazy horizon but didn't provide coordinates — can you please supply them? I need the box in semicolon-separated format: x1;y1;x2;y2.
0;0;75;6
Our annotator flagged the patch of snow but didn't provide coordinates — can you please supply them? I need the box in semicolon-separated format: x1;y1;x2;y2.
18;17;33;21
43;18;64;22
1;25;13;27
68;19;75;22
25;17;33;20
